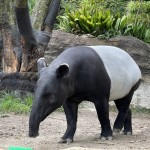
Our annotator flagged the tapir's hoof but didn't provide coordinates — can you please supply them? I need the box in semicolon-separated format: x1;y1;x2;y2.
121;130;132;135
29;132;39;138
113;128;121;135
101;136;112;141
58;138;73;144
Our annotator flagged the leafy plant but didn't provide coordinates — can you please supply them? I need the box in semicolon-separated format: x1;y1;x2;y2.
28;0;36;14
100;0;128;15
58;0;115;36
0;92;33;114
126;1;150;28
124;21;150;43
121;1;150;43
57;0;150;43
144;29;150;43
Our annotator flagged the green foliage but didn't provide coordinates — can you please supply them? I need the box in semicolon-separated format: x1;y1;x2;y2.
28;0;36;14
58;0;115;36
0;92;33;114
131;105;150;115
110;105;150;115
125;1;150;43
99;15;126;38
99;0;128;15
126;1;150;28
127;1;150;14
57;106;64;112
109;15;150;43
57;0;150;43
123;21;150;43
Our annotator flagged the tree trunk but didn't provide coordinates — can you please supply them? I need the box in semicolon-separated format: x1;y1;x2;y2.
31;0;52;31
2;27;21;73
0;0;61;92
15;0;61;72
0;0;21;73
15;0;40;72
44;0;61;32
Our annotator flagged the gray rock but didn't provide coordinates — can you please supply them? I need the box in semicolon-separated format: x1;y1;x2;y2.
45;30;106;64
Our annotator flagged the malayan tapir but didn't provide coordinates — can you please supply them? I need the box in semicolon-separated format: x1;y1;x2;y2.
29;45;141;143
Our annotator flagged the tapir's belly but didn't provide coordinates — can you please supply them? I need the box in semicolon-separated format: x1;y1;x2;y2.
88;46;142;101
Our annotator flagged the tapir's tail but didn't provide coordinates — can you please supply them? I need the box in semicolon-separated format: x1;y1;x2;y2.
133;79;142;91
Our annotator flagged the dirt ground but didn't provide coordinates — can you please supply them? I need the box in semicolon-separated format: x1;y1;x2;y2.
0;108;150;150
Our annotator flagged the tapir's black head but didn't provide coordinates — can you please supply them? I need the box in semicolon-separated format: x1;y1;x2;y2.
29;58;73;138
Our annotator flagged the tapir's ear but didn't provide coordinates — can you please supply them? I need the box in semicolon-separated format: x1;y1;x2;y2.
56;63;69;78
37;58;47;73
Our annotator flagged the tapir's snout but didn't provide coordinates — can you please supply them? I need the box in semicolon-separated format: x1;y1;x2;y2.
29;94;61;138
29;108;41;138
29;121;40;138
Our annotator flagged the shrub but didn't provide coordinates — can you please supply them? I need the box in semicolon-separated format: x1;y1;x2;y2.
57;0;150;43
125;1;150;43
57;0;115;36
126;1;150;28
99;0;128;15
123;21;150;43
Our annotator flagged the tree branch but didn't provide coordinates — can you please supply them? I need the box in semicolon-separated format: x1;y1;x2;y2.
15;0;41;72
44;0;61;31
15;5;37;45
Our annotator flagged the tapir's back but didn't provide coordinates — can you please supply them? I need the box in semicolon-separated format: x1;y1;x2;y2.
88;46;142;101
51;45;141;101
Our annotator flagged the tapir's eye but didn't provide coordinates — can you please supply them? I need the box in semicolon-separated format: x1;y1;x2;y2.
49;95;56;104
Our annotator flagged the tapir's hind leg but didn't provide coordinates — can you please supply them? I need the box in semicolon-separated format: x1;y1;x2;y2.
113;91;134;134
113;80;141;135
123;108;132;135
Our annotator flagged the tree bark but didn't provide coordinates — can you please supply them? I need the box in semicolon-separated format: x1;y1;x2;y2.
31;0;52;31
44;0;61;32
0;0;21;73
15;0;40;72
2;27;21;73
0;0;61;92
31;0;61;32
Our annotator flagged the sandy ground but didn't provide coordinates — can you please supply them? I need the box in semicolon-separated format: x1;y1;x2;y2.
0;108;150;150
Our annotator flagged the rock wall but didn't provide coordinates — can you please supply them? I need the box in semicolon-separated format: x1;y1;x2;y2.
132;80;150;109
45;30;107;64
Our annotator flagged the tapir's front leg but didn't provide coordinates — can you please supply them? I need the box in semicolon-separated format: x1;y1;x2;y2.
94;97;112;140
59;99;78;144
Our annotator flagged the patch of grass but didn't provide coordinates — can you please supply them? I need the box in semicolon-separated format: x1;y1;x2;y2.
57;106;64;112
0;92;149;116
0;92;33;114
109;105;150;115
130;105;150;115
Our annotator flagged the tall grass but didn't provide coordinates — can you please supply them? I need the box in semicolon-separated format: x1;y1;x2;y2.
0;92;33;114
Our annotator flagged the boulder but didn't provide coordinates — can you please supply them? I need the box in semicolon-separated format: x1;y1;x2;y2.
45;30;107;64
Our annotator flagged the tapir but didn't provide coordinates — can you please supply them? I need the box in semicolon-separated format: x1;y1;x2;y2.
29;45;141;143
